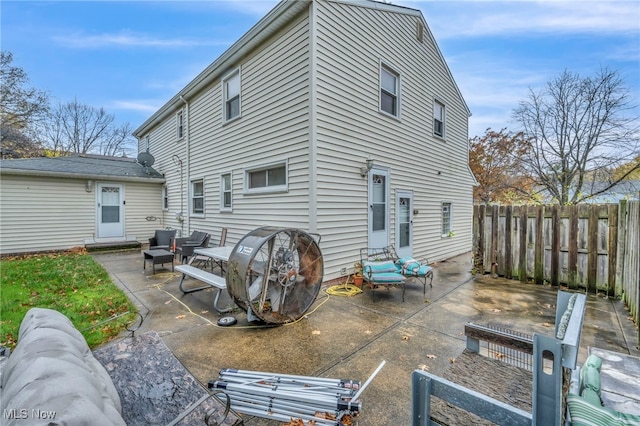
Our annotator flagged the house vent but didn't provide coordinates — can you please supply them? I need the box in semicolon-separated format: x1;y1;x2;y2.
416;21;424;43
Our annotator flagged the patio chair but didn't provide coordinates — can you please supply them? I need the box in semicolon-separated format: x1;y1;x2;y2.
385;245;434;292
174;231;210;263
148;229;177;251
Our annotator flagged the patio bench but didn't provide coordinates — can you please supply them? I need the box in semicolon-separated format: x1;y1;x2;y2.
413;290;588;426
175;264;231;313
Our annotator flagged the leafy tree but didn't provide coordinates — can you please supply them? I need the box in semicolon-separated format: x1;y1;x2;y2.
469;128;537;204
513;68;640;205
0;51;49;158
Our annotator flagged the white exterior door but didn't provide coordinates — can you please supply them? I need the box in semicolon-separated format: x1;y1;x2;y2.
368;168;389;248
97;183;124;238
396;190;413;258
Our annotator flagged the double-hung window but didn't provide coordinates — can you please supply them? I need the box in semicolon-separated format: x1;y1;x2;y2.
223;70;241;122
191;179;204;215
176;111;184;140
220;173;232;211
434;100;445;137
162;185;168;210
245;162;287;193
380;65;399;117
442;202;452;236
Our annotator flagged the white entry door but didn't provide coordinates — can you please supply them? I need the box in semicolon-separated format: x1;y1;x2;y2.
396;190;413;258
97;183;124;238
368;168;389;248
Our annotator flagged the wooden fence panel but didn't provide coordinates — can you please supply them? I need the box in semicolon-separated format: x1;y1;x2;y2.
472;200;639;344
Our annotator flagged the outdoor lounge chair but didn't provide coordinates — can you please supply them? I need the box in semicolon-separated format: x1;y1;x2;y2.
174;231;210;263
148;229;177;251
360;246;434;301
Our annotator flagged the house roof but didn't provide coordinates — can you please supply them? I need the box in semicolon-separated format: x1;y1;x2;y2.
133;0;470;139
0;154;165;182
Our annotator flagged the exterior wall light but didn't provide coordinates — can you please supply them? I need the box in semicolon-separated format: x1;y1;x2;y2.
360;158;374;177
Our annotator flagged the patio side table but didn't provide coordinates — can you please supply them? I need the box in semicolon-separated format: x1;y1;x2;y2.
143;249;174;274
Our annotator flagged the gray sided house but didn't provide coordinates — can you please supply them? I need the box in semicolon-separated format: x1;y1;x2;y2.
0;155;164;254
134;0;477;280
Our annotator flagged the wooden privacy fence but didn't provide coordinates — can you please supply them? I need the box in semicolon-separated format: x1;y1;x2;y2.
473;201;639;332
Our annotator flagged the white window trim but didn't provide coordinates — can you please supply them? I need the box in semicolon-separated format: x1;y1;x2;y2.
176;110;184;141
190;178;205;217
220;172;232;212
379;61;401;119
434;99;446;139
441;201;452;237
222;68;241;124
244;161;288;194
162;185;169;211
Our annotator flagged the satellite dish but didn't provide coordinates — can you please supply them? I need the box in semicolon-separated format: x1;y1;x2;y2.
137;151;155;167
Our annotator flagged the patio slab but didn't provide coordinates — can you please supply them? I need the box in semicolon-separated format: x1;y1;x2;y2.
92;250;640;425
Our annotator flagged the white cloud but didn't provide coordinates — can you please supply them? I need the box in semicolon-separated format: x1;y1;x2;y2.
109;100;161;114
53;31;233;49
403;1;640;39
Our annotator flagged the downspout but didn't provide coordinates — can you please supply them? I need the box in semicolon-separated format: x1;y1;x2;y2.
179;95;190;236
308;1;318;234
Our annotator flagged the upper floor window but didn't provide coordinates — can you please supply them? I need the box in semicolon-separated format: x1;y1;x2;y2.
176;111;184;139
223;70;241;122
245;162;287;194
380;65;399;117
434;100;445;137
442;202;452;236
220;173;232;211
191;179;204;215
162;185;168;210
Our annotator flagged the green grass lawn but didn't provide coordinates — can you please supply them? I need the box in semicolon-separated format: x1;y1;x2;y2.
1;251;137;350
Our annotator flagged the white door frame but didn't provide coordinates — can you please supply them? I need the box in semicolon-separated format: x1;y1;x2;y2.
96;183;124;239
368;167;390;248
395;189;413;258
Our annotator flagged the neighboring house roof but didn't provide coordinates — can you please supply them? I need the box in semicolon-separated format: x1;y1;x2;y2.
0;154;165;182
133;0;470;138
584;180;640;203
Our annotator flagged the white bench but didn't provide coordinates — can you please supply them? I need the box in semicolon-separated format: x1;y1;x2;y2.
175;265;231;313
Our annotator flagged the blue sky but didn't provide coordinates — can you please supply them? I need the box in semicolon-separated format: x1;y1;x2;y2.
2;0;639;139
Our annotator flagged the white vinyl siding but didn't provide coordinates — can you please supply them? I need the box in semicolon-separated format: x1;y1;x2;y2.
0;175;162;254
314;0;473;274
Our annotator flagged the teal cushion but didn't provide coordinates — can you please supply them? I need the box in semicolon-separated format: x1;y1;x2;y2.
580;364;602;395
396;256;416;266
584;354;603;371
365;272;405;283
363;261;398;274
580;388;602;407
566;393;640;426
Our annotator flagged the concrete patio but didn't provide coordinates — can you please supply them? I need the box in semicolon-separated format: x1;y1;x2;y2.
92;250;640;425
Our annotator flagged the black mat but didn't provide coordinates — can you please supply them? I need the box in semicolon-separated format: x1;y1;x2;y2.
93;332;242;426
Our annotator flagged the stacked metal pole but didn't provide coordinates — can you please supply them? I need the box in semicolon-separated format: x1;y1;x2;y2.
208;361;385;425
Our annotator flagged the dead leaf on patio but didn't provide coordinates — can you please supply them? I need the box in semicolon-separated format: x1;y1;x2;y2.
176;314;186;319
418;364;429;371
542;322;551;327
401;335;410;341
201;310;209;314
426;354;437;359
424;299;430;303
312;330;321;335
165;300;172;305
491;308;501;313
364;330;372;335
450;358;456;363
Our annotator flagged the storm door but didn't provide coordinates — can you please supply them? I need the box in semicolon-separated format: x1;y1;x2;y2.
97;183;124;238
